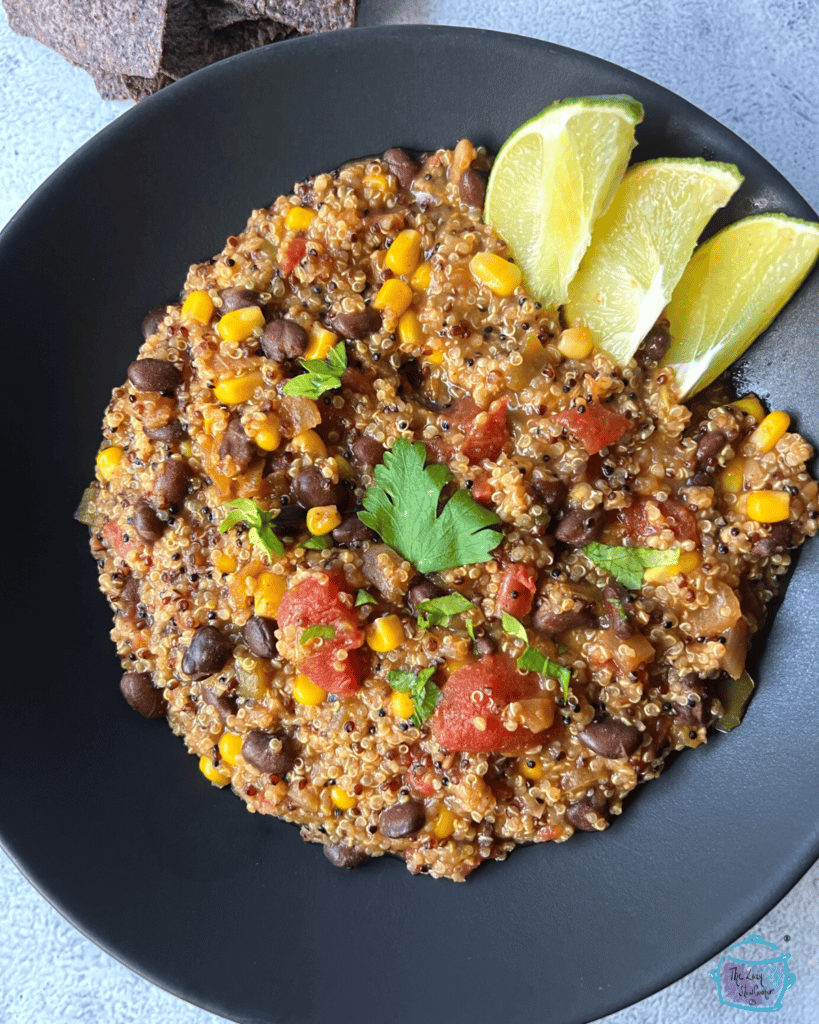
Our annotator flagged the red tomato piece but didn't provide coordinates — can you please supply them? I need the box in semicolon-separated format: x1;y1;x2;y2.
277;574;353;630
495;563;537;618
619;496;699;547
281;237;307;276
102;521;136;559
432;653;544;754
554;401;630;455
449;396;510;463
471;473;494;506
304;644;361;696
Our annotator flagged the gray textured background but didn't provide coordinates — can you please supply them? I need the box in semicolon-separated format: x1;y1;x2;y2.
1;1;817;1022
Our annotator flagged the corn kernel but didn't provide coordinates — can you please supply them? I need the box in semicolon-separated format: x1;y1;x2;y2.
306;504;342;536
519;757;545;782
720;457;745;493
96;445;124;480
557;326;594;360
398;310;424;351
199;755;230;787
433;808;456;839
749;411;790;453
290;429;327;459
731;395;765;421
391;690;415;719
218;732;243;767
373;278;413;318
410;261;432;291
330;786;356;810
425;349;444;366
217;305;265;342
469;251;522;296
294;673;326;706
254;572;287;618
443;657;472;677
304;323;338;360
285;205;316;232
250;413;282;452
182;289;214;324
213;372;263;405
364;171;389;191
213;551;237;575
366;614;405;653
747;490;790;523
644;551;702;584
385;229;422;276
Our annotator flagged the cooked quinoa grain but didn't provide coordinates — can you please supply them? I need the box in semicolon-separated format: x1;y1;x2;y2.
81;142;818;881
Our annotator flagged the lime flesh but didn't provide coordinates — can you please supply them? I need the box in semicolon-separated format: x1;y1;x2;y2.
484;96;643;309
663;214;819;397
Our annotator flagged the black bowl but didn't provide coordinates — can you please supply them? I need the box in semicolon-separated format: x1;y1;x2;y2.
1;25;817;1024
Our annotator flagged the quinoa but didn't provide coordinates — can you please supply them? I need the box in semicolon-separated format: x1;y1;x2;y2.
81;140;819;881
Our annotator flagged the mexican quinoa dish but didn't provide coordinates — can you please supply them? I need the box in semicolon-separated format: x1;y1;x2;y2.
81;139;818;881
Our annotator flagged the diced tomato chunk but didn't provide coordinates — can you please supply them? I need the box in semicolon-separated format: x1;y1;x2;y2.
554;401;630;455
471;473;494;506
495;563;537;618
304;644;361;696
281;237;307;276
432;653;545;754
277;574;351;630
619;496;699;547
103;521;136;559
449;396;510;463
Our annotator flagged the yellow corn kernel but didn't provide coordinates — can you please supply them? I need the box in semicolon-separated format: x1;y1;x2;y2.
304;323;338;360
410;261;432;291
290;429;327;459
749;411;790;453
644;550;703;584
306;504;341;536
443;657;472;678
218;732;243;767
720;457;745;493
250;413;282;452
213;372;263;405
217;305;265;342
519;757;545;782
199;755;230;787
469;251;522;297
364;171;389;191
385;229;422;277
254;572;287;618
433;808;456;839
366;614;405;653
731;395;765;421
425;349;444;366
391;690;415;719
398;310;424;351
747;490;790;523
181;289;214;324
96;446;124;480
373;278;413;318
294;673;326;706
330;785;356;810
285;205;316;232
213;551;238;575
557;326;594;360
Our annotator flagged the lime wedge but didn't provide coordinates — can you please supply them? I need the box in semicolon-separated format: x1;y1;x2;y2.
663;214;819;397
565;159;743;365
483;95;643;308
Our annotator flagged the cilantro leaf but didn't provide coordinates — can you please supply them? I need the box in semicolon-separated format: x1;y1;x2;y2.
302;534;331;550
583;541;680;589
300;624;336;645
501;611;528;644
355;589;377;607
466;618;477;646
517;645;572;701
282;341;347;399
218;498;284;560
359;439;501;574
416;593;475;629
386;670;416;693
387;665;440;728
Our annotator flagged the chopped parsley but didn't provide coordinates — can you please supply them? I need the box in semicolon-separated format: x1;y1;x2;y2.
300;624;336;645
517;645;572;701
301;534;331;550
218;498;284;560
359;439;501;574
387;666;441;728
282;341;347;399
501;611;528;644
583;540;680;589
416;593;475;629
354;589;378;607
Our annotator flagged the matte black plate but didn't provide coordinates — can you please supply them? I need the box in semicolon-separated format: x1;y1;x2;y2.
1;26;816;1024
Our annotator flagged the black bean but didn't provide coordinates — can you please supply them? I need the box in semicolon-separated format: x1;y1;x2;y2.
327;308;382;340
219;415;256;472
351;434;384;466
685;471;713;488
637;324;671;366
292;466;343;509
565;792;609;832
323;842;368;869
695;429;728;467
260;318;309;361
182;626;232;680
118;574;140;607
144;420;187;444
241;730;296;775
555;507;604;546
533;602;593;635
331;513;376;548
407;579;443;610
201;684;238;721
272;503;307;535
363;544;413;604
133;500;166;544
218;287;260;313
141;306;167;339
242;616;277;659
577;717;641;759
127;358;183;393
601;584;634;639
530;474;567;514
458;167;488;207
473;634;497;656
154;459;191;508
383;147;418;190
750;522;792;559
378;799;426;838
120;672;167;719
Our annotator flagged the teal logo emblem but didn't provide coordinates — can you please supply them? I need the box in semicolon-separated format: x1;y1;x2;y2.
710;934;796;1011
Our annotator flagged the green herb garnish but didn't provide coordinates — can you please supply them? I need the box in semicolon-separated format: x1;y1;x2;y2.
714;670;755;733
387;666;441;728
302;534;332;550
501;611;529;644
218;498;285;560
416;593;475;629
355;589;378;607
466;618;478;647
517;645;572;701
282;341;347;399
582;540;680;589
300;624;336;645
359;438;501;574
